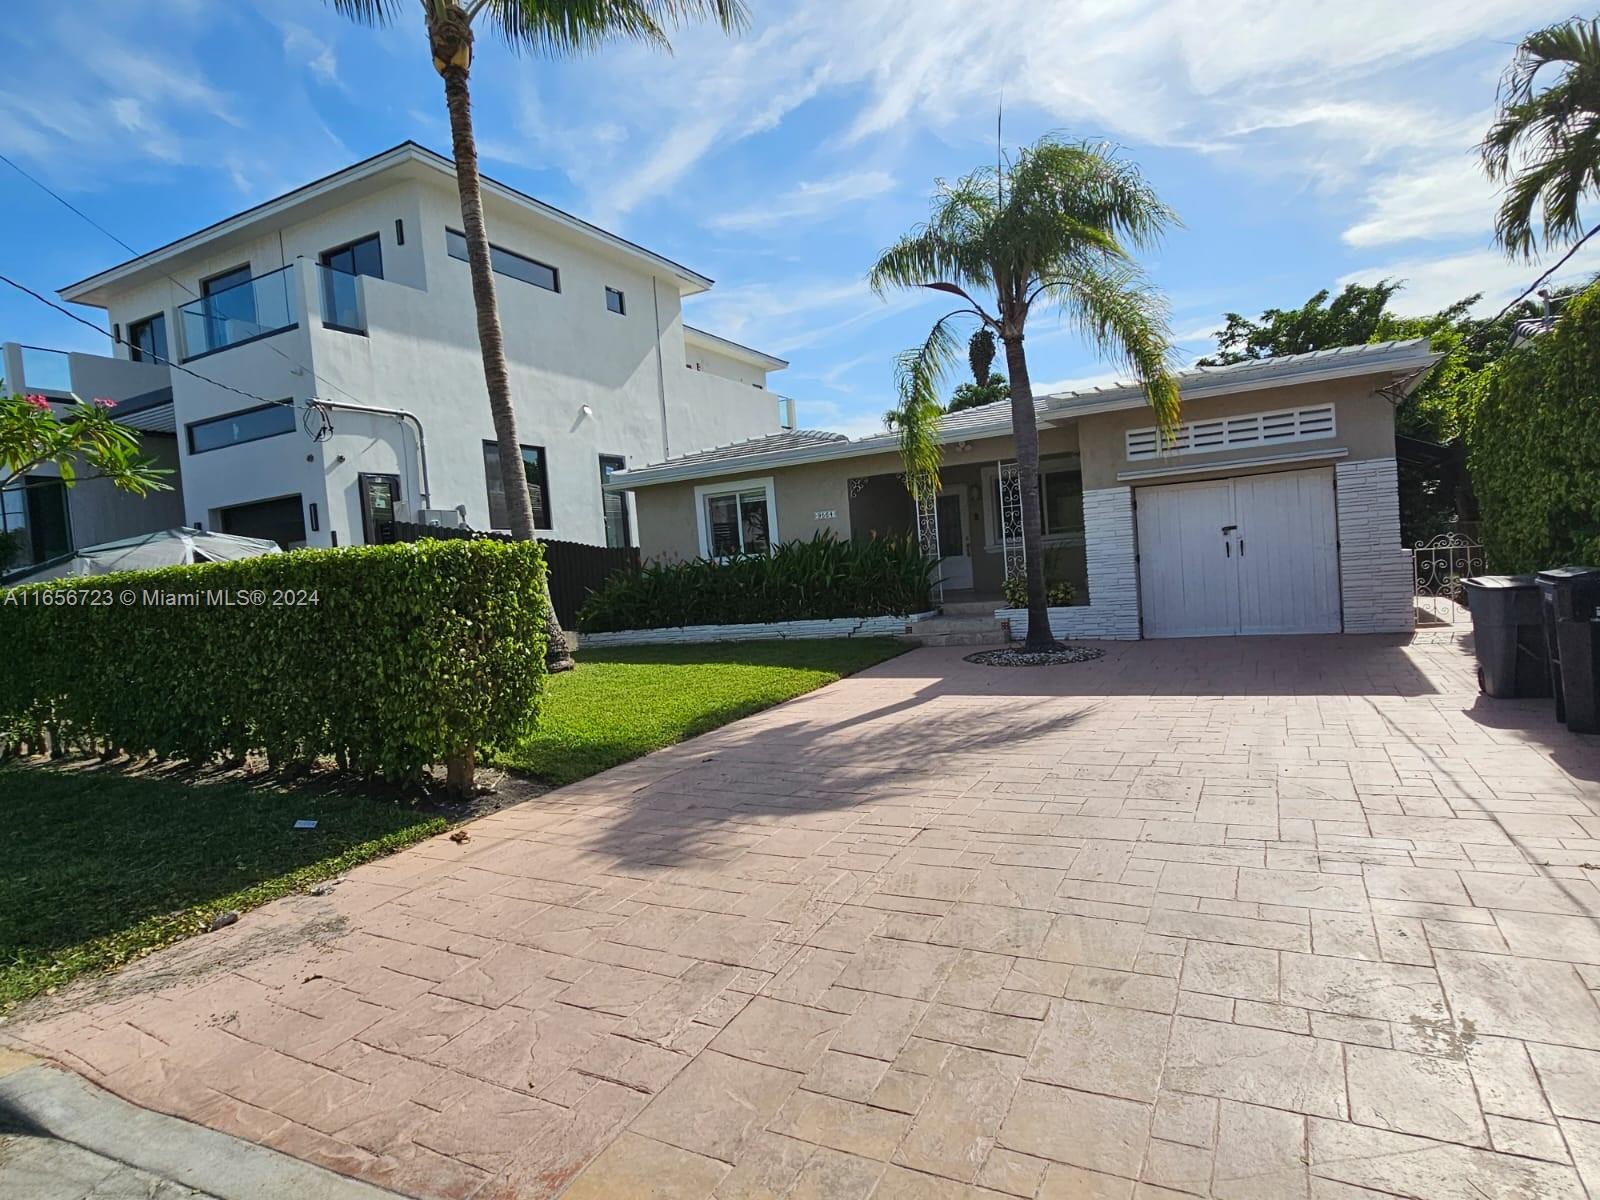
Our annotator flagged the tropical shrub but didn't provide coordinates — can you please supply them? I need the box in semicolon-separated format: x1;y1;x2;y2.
1002;575;1075;609
577;532;931;632
1466;281;1600;572
0;539;546;782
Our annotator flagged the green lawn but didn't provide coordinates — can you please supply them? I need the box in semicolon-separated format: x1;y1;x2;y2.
502;638;908;785
0;769;444;1011
0;637;903;1010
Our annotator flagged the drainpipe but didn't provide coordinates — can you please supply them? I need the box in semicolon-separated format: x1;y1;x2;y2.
312;397;432;507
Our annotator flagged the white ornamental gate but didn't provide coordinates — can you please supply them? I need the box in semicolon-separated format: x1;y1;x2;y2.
1412;532;1485;626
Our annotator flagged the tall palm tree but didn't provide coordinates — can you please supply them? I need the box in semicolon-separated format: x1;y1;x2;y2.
328;1;747;673
1482;15;1600;260
870;135;1180;649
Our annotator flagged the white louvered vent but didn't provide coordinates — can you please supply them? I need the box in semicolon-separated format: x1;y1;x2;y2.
1125;403;1336;461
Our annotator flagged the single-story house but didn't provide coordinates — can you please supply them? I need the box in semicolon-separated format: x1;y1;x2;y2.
606;338;1440;640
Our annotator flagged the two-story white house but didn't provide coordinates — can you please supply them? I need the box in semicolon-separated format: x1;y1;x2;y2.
6;142;790;561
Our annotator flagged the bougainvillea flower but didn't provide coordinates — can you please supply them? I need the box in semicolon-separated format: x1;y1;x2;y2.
24;394;51;410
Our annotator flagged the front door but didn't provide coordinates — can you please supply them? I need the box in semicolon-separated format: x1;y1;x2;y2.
359;473;402;544
1137;467;1340;638
935;490;972;590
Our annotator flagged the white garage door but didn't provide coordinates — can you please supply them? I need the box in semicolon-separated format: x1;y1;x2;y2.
1137;467;1341;638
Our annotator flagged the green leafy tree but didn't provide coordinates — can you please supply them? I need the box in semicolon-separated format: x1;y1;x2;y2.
870;135;1180;648
948;329;1009;412
1482;15;1600;259
1198;281;1401;366
327;0;748;672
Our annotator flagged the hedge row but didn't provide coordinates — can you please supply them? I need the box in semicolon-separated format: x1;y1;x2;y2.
0;539;547;781
1467;281;1600;572
577;532;931;632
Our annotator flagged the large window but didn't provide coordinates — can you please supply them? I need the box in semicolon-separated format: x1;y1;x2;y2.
986;459;1084;546
187;402;296;455
320;234;383;332
128;313;167;365
483;441;551;531
696;478;774;558
0;478;71;573
446;229;559;293
598;455;630;548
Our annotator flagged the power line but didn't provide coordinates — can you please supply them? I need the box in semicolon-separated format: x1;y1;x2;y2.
0;271;291;411
1485;221;1600;327
0;150;376;414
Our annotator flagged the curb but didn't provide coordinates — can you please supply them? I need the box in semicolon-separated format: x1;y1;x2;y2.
0;1062;402;1200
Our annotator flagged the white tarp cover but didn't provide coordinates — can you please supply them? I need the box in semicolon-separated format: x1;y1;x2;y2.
15;527;282;582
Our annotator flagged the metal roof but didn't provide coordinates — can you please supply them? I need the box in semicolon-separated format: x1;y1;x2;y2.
609;338;1443;490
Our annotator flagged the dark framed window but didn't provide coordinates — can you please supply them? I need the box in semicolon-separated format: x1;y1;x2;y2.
703;488;770;558
0;477;72;573
598;455;629;548
127;313;167;364
187;402;296;455
483;441;551;531
990;461;1084;540
446;229;559;293
320;234;383;331
605;287;626;315
199;263;257;345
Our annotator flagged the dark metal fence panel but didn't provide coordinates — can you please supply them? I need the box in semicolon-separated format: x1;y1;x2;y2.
389;522;638;625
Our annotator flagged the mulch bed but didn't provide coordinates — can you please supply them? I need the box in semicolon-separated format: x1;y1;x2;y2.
964;646;1105;667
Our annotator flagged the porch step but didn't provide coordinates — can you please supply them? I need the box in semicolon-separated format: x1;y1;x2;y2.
900;612;1009;648
940;599;1003;617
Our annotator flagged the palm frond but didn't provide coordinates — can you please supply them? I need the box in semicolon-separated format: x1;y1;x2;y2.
868;174;998;300
485;0;747;55
326;0;410;24
1039;260;1181;436
889;317;962;494
1481;16;1600;258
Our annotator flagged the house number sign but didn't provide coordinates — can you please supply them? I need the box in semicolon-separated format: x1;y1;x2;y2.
813;510;838;520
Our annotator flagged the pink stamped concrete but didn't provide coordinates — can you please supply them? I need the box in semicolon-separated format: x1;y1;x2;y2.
9;633;1600;1198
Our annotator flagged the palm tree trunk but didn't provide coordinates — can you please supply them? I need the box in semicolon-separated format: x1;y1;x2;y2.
1001;332;1058;650
437;39;573;672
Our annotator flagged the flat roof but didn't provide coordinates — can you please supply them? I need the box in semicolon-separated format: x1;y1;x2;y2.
608;338;1444;490
683;325;789;371
60;142;715;305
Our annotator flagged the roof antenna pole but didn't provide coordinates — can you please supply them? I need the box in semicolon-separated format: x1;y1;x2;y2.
996;95;1004;207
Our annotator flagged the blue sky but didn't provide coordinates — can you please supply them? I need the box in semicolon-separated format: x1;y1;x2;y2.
2;0;1595;436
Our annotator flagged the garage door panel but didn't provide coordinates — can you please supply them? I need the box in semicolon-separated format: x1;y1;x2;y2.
1234;469;1341;635
1136;478;1237;638
1138;467;1340;639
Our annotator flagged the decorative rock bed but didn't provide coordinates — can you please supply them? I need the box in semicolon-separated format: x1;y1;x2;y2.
964;646;1106;667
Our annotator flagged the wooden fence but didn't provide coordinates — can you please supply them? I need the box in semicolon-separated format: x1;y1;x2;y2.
389;521;639;626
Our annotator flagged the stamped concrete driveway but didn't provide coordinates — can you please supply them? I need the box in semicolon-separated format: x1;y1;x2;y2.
9;634;1600;1199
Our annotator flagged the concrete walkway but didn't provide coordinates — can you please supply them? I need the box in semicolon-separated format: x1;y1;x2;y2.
8;634;1600;1198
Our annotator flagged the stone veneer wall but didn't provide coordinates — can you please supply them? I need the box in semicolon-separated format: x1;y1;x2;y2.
998;485;1142;641
580;612;935;647
1335;457;1415;634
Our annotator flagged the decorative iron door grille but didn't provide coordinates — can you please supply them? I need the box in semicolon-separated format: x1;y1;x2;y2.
997;460;1025;587
1412;532;1485;626
908;471;942;602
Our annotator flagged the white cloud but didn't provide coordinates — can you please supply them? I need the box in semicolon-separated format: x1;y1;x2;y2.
1339;245;1600;316
1342;148;1497;247
280;23;340;86
708;170;895;231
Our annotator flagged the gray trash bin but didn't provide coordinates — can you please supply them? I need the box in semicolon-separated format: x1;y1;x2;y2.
1537;566;1600;733
1463;575;1551;699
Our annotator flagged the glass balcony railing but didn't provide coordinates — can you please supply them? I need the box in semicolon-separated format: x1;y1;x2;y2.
177;264;295;360
19;345;73;394
317;264;368;335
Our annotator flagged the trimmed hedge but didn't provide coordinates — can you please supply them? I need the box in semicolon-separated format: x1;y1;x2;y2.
0;539;547;780
577;532;931;633
1467;281;1600;572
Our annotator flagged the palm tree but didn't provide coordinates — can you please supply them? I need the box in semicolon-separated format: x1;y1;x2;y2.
328;1;747;673
870;135;1180;649
1482;16;1600;260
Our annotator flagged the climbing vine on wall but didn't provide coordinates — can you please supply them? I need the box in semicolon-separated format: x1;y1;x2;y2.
1467;281;1600;572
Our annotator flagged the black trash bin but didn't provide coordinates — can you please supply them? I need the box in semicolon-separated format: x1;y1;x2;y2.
1537;566;1600;733
1463;576;1552;698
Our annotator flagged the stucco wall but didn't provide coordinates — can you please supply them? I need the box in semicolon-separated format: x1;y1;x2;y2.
91;171;783;550
1077;376;1397;491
